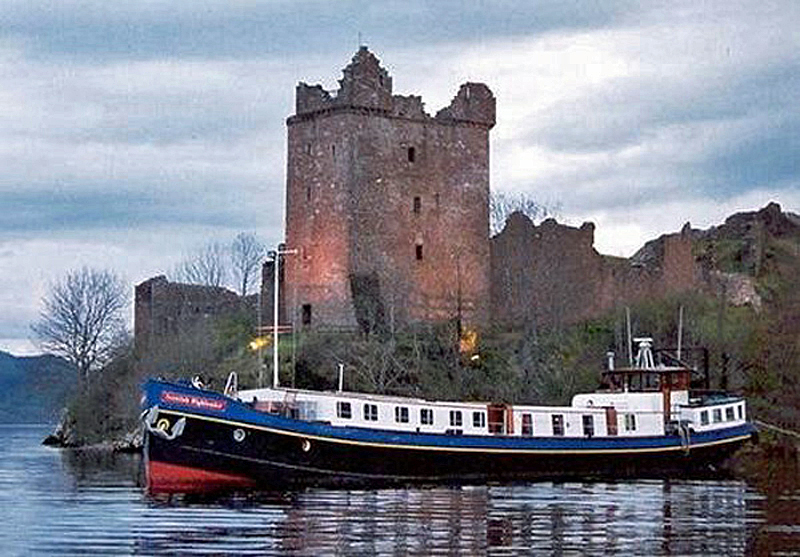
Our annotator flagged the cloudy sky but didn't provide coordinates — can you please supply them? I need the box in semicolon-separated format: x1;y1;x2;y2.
1;0;798;355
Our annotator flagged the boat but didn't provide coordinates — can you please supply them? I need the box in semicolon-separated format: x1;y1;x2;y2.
141;336;756;493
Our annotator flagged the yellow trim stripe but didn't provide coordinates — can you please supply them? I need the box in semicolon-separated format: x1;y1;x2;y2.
158;409;751;455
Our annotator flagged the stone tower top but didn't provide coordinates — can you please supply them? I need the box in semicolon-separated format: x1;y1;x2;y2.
435;83;496;128
293;47;495;127
337;46;393;110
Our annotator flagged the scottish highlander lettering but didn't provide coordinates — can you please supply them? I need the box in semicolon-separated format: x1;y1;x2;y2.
161;391;226;411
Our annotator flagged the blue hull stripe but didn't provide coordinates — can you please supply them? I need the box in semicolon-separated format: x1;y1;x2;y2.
145;380;755;455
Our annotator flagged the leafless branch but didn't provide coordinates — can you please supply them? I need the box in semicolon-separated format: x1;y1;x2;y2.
31;267;129;382
490;191;560;236
231;233;265;296
174;242;228;287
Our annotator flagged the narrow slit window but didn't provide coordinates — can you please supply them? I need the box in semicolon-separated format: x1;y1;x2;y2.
407;146;415;162
302;304;312;325
413;196;421;214
415;244;423;261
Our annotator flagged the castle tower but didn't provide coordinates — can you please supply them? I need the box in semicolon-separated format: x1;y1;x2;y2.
284;47;495;332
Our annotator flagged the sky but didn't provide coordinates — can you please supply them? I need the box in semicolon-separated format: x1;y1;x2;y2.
1;0;798;355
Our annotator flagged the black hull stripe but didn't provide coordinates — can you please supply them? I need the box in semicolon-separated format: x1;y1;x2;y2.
177;445;460;482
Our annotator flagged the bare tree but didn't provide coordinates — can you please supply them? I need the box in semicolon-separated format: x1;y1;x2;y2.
490;191;560;236
230;233;265;296
32;268;129;383
174;242;228;287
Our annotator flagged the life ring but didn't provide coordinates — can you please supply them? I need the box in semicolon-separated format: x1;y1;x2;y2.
233;428;246;442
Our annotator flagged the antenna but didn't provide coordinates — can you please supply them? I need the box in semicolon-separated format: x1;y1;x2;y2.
626;307;633;366
677;305;684;361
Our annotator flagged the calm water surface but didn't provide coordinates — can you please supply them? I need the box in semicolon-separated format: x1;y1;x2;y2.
1;424;798;555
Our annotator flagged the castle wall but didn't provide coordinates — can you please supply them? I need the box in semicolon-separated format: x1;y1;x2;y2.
134;276;246;373
490;214;701;329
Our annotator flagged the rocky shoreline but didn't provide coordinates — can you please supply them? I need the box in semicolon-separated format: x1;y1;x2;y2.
42;410;143;453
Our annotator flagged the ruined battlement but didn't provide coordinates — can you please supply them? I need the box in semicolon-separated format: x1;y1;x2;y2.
490;213;702;329
435;83;496;128
292;47;494;128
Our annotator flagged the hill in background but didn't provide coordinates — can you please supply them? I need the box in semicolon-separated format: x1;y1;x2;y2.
0;351;76;424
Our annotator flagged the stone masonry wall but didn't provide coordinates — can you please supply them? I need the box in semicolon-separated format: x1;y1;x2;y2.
490;213;701;329
134;276;247;373
284;47;495;332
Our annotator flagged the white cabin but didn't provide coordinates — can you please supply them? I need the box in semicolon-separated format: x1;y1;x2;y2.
236;339;747;439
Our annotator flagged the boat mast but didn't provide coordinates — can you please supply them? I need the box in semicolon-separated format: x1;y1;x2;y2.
677;305;684;361
270;245;297;389
626;307;633;366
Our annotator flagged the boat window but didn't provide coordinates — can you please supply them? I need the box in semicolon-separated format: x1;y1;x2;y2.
395;406;409;423
449;410;463;427
700;410;709;426
582;415;594;437
725;407;735;421
521;413;533;436
738;405;743;420
363;403;378;421
472;411;486;428
624;414;637;432
420;408;434;425
336;401;352;419
552;414;564;436
713;408;722;423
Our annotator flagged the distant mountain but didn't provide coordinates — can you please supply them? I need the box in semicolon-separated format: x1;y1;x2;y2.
0;351;76;424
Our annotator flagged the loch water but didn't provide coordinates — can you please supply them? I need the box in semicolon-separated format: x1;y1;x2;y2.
1;424;799;556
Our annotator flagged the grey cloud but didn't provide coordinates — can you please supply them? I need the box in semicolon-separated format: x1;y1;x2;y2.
0;183;284;235
4;0;635;61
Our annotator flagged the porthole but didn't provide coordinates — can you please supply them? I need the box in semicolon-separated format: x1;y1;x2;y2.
301;439;312;453
233;428;246;442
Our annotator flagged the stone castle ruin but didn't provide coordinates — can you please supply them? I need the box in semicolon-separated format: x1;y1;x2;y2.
135;49;783;357
284;47;495;333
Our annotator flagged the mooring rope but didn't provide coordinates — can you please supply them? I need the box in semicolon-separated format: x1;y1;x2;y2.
754;419;800;439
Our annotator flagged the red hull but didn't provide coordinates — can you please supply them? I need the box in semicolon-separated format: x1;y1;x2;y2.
147;460;256;493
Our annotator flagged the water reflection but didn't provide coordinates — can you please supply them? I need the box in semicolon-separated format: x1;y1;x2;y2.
2;425;799;556
140;480;756;555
